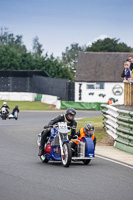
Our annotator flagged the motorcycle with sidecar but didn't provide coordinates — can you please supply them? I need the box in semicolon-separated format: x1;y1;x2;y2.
37;122;95;167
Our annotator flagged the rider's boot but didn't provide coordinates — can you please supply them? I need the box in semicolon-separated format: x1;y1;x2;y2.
38;130;48;156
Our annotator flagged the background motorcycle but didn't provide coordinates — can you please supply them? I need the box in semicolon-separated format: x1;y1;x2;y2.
37;122;72;167
0;107;8;120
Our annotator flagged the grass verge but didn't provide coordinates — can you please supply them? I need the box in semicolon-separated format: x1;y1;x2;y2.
0;101;56;111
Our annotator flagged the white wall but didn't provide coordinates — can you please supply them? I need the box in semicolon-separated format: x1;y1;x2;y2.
0;92;37;101
75;82;124;104
0;92;61;109
41;94;61;109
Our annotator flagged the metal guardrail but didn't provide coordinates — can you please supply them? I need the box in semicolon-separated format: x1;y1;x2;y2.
101;104;133;154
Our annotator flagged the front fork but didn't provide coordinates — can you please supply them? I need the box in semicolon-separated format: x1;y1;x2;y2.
58;133;64;156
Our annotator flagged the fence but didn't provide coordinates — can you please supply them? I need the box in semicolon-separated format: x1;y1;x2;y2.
124;82;133;105
101;104;133;154
0;71;74;101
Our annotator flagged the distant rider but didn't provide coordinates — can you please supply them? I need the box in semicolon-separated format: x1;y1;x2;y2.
1;102;10;114
71;124;96;154
38;108;77;156
12;105;19;116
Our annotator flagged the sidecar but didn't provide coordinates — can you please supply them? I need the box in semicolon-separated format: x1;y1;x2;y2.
9;111;18;120
71;137;95;165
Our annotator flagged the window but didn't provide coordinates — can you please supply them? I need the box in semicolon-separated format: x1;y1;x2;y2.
86;82;104;89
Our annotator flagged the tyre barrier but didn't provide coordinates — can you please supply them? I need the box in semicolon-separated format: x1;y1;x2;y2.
101;104;133;154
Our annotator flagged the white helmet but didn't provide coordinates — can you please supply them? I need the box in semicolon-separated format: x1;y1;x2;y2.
3;102;7;105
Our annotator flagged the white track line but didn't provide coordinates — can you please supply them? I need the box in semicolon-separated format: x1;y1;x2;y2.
96;155;133;169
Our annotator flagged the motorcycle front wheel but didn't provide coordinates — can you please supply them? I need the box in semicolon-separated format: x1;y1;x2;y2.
61;143;72;167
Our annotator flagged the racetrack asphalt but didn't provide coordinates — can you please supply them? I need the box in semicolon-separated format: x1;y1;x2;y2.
1;111;133;200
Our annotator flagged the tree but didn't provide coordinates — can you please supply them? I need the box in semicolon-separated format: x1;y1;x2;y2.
0;27;74;80
32;36;44;58
0;27;26;53
0;45;20;70
85;38;133;52
61;43;85;70
0;45;35;70
42;54;74;81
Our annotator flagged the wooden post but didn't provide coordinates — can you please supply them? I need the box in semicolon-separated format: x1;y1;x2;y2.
124;82;133;105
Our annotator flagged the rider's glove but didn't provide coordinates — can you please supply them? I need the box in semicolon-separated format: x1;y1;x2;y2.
44;125;49;129
72;135;78;139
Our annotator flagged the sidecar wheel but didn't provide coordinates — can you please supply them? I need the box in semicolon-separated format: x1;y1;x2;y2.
40;154;49;163
83;159;91;165
61;143;72;167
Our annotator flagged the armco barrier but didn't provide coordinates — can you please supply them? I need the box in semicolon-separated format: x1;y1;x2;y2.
101;104;133;154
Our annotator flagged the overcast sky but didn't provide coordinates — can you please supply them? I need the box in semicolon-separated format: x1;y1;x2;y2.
1;0;133;57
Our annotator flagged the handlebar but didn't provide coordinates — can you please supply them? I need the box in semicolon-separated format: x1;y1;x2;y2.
44;124;76;129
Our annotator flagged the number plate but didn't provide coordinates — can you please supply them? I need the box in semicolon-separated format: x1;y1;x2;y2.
58;122;67;130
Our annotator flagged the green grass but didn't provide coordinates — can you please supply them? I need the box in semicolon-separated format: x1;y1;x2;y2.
76;116;107;142
0;101;56;111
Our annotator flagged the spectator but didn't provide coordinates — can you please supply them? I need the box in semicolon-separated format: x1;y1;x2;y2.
127;55;133;62
130;57;133;71
121;61;131;81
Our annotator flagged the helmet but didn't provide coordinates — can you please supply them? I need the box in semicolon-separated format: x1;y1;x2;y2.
3;102;7;105
84;124;94;137
65;108;76;122
15;105;18;109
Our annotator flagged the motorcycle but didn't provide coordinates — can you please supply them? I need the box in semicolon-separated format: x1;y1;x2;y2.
70;137;95;165
37;122;72;167
0;107;9;120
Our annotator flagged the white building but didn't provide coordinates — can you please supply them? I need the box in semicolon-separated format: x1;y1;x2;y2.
75;52;133;104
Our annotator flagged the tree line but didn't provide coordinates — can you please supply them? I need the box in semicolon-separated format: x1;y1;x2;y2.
0;27;133;81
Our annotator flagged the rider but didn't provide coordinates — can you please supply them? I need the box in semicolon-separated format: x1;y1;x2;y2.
12;105;19;116
71;123;96;154
1;102;10;114
38;108;77;156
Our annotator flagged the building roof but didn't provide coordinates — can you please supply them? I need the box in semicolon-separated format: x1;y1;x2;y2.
75;52;133;82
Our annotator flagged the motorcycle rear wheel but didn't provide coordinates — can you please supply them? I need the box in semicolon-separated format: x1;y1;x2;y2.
61;143;72;167
83;159;91;165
